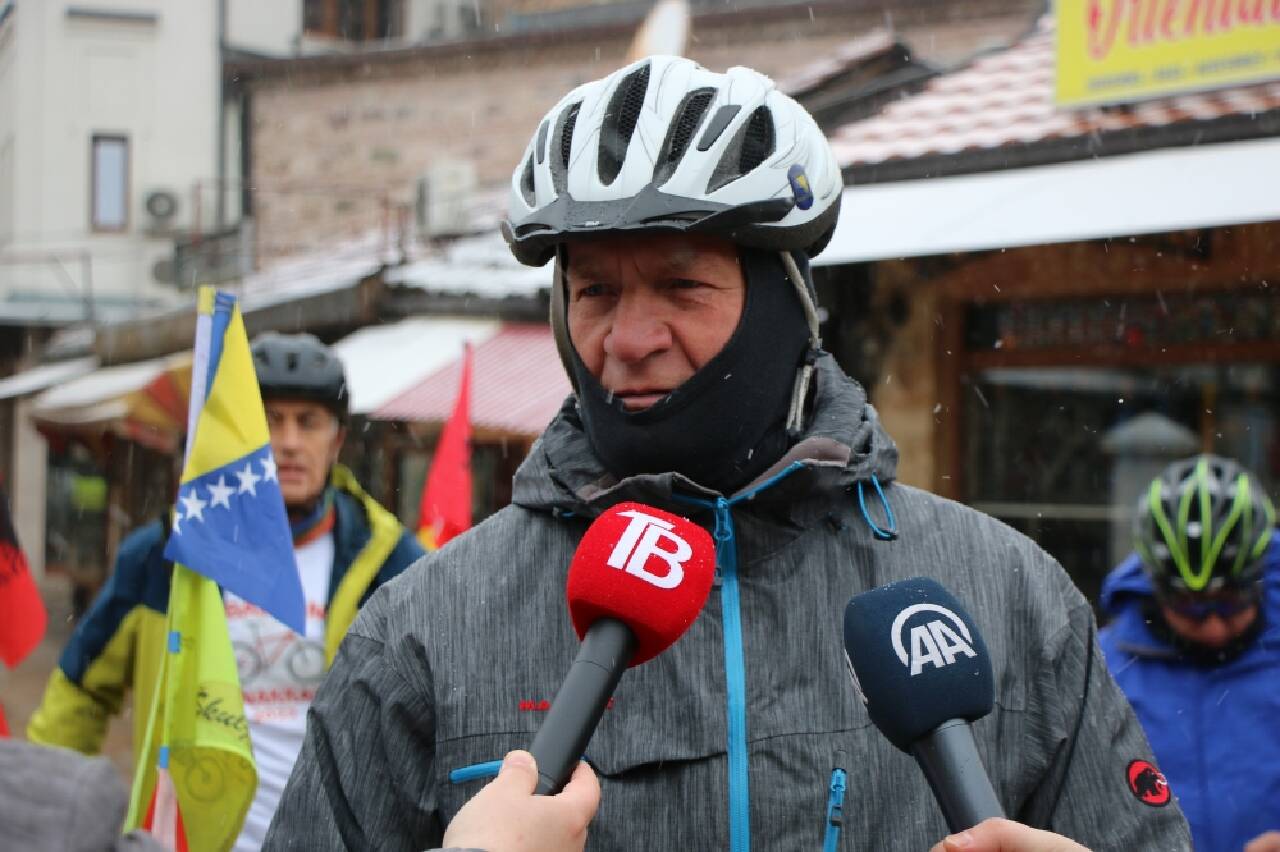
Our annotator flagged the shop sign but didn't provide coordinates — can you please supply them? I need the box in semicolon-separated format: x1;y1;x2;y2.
1055;0;1280;106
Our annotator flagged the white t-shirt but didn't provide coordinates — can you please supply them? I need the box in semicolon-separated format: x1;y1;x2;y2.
226;531;333;851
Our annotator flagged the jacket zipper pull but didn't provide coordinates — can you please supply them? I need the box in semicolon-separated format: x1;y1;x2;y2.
823;767;847;851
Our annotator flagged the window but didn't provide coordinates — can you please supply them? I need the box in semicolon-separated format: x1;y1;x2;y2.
303;0;402;41
91;134;129;231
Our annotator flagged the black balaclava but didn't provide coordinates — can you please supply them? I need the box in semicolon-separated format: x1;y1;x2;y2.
567;248;815;495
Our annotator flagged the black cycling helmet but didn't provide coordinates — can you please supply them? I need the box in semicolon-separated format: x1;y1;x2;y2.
251;332;349;422
1134;454;1275;595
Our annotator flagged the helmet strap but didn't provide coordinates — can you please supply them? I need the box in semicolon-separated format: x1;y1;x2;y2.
780;251;822;437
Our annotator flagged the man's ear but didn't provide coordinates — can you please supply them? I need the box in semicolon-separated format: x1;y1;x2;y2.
331;424;348;465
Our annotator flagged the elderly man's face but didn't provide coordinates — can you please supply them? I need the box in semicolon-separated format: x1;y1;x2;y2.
265;400;345;509
565;233;745;412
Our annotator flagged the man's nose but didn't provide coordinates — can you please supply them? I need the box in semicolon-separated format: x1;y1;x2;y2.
1197;615;1231;645
605;290;671;363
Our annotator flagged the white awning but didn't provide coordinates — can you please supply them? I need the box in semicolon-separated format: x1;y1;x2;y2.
29;347;186;422
816;136;1280;266
0;357;98;401
332;317;502;414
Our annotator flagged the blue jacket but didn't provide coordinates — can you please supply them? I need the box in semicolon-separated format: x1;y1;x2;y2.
1099;537;1280;852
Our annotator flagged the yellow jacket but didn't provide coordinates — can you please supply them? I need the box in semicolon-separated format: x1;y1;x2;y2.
27;465;424;760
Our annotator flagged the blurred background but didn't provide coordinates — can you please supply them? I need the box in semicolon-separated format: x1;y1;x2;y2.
0;0;1277;775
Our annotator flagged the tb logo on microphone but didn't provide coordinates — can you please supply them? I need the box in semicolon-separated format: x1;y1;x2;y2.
607;510;691;589
891;603;977;676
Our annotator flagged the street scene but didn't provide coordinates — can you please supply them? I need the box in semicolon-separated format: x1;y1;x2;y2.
0;0;1278;849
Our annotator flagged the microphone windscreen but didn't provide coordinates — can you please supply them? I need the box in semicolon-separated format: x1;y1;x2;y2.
567;502;716;666
843;577;994;752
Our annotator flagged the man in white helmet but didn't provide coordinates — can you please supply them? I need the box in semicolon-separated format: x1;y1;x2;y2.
265;57;1188;849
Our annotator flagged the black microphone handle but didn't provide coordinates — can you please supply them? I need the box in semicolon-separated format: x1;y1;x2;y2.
909;718;1005;832
529;618;637;795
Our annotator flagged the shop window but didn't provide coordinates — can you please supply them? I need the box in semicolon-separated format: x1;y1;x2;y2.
90;134;129;231
962;360;1279;606
45;443;108;615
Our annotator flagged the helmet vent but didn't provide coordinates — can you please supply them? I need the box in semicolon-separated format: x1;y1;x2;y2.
654;87;716;187
598;62;651;186
520;153;536;207
535;119;549;165
739;106;775;174
706;106;775;193
550;101;581;193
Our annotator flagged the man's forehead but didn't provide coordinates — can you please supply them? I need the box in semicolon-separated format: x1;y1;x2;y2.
264;399;334;418
565;234;738;275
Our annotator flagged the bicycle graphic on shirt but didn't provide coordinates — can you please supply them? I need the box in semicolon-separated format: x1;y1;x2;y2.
232;619;326;688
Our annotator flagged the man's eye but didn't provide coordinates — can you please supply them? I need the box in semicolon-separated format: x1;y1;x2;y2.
575;283;605;299
669;278;704;290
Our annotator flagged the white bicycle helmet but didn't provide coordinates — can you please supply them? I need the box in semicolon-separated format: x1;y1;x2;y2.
502;55;843;267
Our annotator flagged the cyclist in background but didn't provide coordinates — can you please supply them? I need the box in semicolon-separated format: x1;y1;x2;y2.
1099;453;1280;852
28;332;424;851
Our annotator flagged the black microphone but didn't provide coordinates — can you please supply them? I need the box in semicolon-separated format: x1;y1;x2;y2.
528;502;716;794
843;576;1005;831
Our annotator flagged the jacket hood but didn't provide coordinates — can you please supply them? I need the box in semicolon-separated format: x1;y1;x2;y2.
512;353;898;518
1100;553;1155;616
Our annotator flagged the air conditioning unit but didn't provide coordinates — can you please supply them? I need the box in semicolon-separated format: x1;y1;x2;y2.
143;188;180;235
415;159;476;239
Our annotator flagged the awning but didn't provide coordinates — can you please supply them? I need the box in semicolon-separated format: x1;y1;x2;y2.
332;317;502;414
372;323;570;439
30;352;192;451
0;357;98;401
816;136;1280;266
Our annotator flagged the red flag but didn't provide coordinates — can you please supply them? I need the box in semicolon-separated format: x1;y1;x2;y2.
417;343;473;550
0;492;46;669
0;703;9;737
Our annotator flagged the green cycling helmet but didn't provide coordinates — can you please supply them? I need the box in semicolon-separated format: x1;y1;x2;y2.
1134;454;1275;595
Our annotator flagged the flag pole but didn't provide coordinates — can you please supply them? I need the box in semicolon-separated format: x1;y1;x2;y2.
125;287;217;835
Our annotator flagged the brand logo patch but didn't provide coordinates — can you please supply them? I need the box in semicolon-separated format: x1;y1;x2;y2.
787;164;814;210
890;603;977;676
1126;759;1170;807
606;510;691;589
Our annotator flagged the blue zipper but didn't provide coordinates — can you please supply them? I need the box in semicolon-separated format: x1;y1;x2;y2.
448;760;503;784
823;768;847;852
672;462;807;852
713;497;751;852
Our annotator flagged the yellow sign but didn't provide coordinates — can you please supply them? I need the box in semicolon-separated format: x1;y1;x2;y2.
1056;0;1280;106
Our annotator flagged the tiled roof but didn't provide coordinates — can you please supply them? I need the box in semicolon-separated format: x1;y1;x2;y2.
829;16;1280;172
373;323;570;437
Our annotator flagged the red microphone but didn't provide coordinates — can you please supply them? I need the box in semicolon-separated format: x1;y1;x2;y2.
530;501;715;794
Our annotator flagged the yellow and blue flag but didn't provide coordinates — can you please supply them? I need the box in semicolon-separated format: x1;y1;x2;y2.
128;288;289;851
129;562;258;851
163;290;304;634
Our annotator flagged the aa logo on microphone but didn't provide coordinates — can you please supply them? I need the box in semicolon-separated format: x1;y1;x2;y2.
607;510;691;589
890;603;977;676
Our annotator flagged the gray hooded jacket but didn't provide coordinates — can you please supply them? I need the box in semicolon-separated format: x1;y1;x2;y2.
265;356;1189;851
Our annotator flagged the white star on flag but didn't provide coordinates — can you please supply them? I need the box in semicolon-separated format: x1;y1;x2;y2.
237;463;262;496
261;455;278;482
180;490;208;523
172;512;182;535
207;476;234;509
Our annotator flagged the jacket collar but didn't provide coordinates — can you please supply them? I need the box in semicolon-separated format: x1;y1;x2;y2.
512;354;899;521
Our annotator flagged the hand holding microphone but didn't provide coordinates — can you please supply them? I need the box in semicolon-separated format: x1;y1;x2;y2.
442;751;600;852
843;577;1005;832
528;502;716;795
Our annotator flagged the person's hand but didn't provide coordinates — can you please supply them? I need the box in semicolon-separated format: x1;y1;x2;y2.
929;818;1091;852
441;750;600;852
1245;831;1280;852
